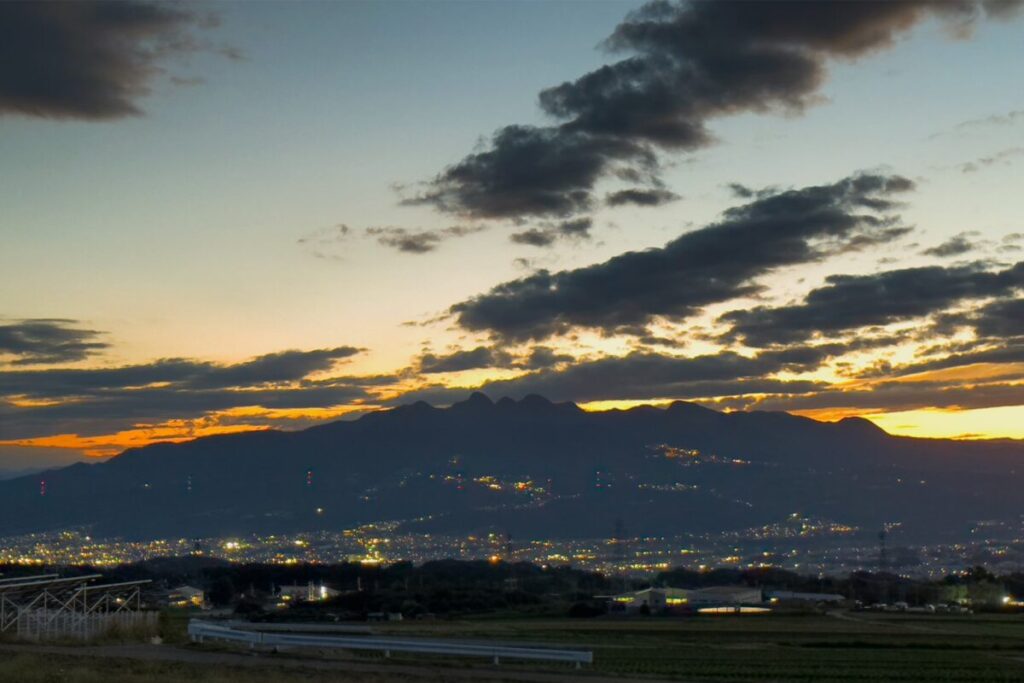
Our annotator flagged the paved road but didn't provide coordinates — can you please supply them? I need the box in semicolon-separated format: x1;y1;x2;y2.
0;642;672;683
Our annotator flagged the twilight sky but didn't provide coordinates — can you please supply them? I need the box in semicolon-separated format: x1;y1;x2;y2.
2;0;1023;469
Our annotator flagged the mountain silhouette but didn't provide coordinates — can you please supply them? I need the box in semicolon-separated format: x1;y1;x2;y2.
1;394;1021;542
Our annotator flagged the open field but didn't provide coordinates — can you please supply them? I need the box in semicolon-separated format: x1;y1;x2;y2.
3;612;1024;682
369;612;1024;681
0;651;391;683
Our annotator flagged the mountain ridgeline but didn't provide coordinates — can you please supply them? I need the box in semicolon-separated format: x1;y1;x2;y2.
1;394;1021;541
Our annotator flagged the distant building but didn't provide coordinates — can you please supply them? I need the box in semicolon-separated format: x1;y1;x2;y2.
767;590;846;604
276;581;340;603
689;586;764;607
609;587;691;611
167;585;206;609
605;586;764;613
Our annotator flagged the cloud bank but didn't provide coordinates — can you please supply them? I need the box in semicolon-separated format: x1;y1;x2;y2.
408;0;1019;222
0;1;215;119
450;173;915;341
0;319;108;365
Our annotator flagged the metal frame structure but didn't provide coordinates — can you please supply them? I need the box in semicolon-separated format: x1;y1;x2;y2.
0;574;156;641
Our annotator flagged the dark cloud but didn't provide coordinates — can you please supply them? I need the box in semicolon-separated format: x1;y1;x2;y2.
367;225;483;254
405;125;656;219
863;341;1024;380
605;188;680;207
0;319;108;365
721;261;1024;347
0;347;363;398
541;1;1018;145
558;217;594;238
417;346;513;374
635;334;688;348
0;1;213;119
838;226;917;255
510;229;556;248
301;224;485;256
1;359;206;398
519;346;576;370
189;347;364;389
395;341;867;408
958;146;1024;173
0;382;379;441
409;0;1018;222
756;340;894;370
0;347;386;442
974;297;1024;338
368;227;443;254
451;173;915;341
721;379;1024;415
407;349;829;405
510;218;594;248
921;232;980;257
725;183;779;200
405;343;870;407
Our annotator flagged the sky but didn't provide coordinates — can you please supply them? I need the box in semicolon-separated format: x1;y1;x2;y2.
1;0;1023;469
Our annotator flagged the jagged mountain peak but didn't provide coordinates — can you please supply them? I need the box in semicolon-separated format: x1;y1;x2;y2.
448;392;496;414
446;392;583;416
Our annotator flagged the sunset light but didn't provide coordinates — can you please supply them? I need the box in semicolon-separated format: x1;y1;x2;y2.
1;3;1023;678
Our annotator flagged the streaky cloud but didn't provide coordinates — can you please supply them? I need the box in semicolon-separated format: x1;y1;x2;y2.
450;172;915;341
605;188;680;207
0;319;108;365
721;261;1024;347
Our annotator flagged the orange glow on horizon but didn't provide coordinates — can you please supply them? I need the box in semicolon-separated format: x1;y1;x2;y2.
5;396;1023;461
0;422;271;458
788;407;880;423
216;404;374;421
579;400;1024;441
577;398;677;412
865;406;1024;440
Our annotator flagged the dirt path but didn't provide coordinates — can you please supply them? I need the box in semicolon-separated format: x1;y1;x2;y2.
0;642;673;683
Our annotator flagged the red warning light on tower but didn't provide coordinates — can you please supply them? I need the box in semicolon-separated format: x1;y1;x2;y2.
40;478;46;497
306;469;313;487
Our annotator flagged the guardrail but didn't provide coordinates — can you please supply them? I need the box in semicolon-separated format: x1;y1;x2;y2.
188;619;592;667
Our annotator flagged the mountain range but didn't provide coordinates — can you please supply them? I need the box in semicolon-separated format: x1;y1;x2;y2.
1;394;1021;542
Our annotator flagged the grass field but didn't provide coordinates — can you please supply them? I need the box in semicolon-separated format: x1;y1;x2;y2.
0;653;402;683
369;612;1024;681
3;612;1024;682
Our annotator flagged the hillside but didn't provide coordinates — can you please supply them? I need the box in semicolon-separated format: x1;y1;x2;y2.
1;394;1021;540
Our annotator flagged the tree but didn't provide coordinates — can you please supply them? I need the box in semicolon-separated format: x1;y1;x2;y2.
208;576;236;607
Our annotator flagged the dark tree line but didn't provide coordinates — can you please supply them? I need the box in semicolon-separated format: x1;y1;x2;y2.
4;559;1021;617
